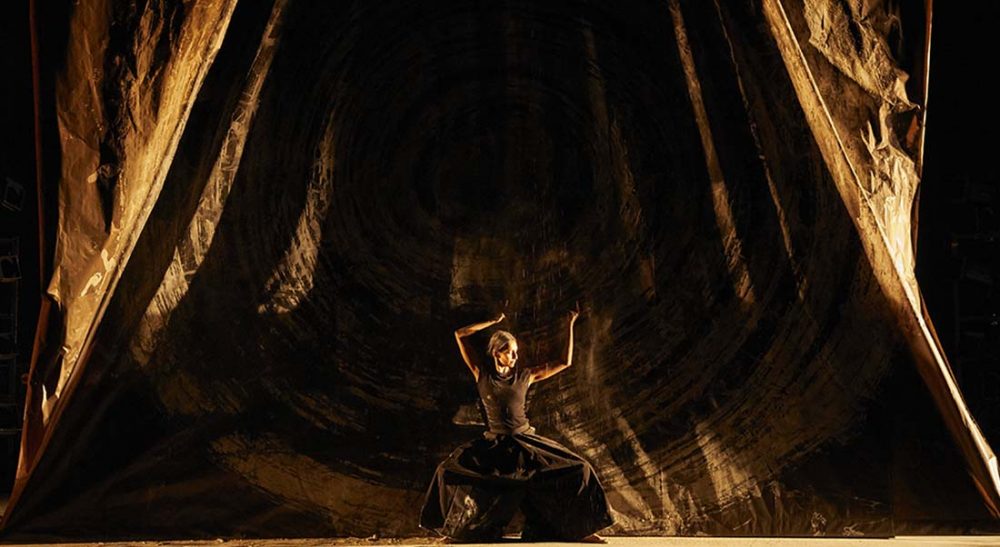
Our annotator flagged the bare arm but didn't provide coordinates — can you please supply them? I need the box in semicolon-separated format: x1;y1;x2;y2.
455;313;505;381
528;309;579;383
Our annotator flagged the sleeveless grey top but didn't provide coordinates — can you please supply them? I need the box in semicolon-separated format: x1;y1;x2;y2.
477;366;532;434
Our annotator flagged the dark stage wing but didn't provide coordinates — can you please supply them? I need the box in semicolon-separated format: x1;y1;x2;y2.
4;0;998;539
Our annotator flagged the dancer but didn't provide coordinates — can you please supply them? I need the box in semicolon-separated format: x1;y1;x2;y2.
420;308;614;542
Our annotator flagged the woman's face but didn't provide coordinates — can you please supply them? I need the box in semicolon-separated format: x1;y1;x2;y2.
494;340;519;369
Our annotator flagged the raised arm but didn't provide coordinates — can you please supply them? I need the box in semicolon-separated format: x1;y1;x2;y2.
455;313;505;381
528;309;580;383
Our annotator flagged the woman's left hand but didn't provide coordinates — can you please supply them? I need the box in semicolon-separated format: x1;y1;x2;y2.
569;303;581;323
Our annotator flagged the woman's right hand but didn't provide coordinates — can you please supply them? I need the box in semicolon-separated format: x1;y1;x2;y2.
493;312;506;323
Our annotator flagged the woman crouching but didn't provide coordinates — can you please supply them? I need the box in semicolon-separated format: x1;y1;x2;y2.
419;309;613;542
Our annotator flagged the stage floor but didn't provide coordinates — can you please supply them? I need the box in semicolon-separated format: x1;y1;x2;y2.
2;537;997;546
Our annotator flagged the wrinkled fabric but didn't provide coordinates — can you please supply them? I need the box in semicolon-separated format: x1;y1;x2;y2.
6;0;1000;539
420;431;614;541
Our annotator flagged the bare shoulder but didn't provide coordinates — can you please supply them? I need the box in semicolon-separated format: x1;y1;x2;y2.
522;362;547;382
524;360;569;383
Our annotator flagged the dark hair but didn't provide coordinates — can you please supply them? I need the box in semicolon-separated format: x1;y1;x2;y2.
487;330;516;357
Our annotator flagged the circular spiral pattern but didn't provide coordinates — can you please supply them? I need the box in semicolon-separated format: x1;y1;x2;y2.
34;0;906;537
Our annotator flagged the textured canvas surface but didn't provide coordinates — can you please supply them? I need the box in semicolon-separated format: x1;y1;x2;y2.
4;0;997;539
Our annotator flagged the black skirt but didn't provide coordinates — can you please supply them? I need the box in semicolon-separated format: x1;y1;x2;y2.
419;429;614;541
